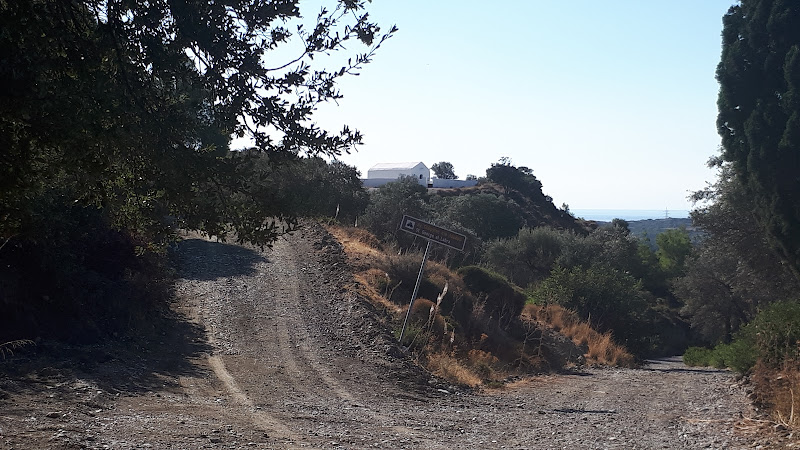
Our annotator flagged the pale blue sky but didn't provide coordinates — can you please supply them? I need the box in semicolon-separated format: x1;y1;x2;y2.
312;2;735;210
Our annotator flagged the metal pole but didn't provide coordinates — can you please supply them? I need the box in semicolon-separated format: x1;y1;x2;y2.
398;240;431;345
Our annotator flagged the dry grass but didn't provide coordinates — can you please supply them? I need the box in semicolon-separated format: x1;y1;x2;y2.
522;304;636;368
0;339;34;359
752;361;800;431
352;269;402;314
326;225;385;263
426;352;482;387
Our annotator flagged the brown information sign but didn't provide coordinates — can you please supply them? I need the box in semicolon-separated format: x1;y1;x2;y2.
400;215;467;252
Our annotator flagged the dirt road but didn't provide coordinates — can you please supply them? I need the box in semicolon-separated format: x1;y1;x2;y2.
0;224;768;449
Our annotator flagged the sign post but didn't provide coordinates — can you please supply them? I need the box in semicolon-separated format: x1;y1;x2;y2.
397;215;467;345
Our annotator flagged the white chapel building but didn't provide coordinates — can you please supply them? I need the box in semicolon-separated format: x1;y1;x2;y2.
364;162;431;187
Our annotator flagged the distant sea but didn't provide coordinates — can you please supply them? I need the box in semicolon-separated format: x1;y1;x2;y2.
572;209;690;222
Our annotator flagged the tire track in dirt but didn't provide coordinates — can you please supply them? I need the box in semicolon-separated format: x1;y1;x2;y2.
267;236;434;444
270;239;358;405
172;229;436;447
176;280;299;443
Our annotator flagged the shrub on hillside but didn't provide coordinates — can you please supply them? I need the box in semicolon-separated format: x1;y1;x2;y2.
457;265;527;325
531;264;650;354
749;300;800;368
683;346;716;367
381;254;475;326
684;302;800;373
361;177;430;244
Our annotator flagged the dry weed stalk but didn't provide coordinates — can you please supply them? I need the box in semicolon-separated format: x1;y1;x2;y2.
0;339;34;359
773;365;799;429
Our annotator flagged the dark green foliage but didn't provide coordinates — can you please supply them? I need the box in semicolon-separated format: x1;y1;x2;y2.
361;177;430;244
439;193;524;241
431;161;457;180
0;0;392;341
683;301;800;374
683;347;718;368
558;226;647;277
0;0;393;248
610;218;630;233
655;228;692;278
484;227;565;287
713;339;759;374
486;160;544;199
717;0;800;278
0;194;169;342
749;300;800;368
642;304;690;357
270;157;368;224
677;167;800;345
683;337;757;373
531;264;651;353
457;266;527;324
675;243;756;345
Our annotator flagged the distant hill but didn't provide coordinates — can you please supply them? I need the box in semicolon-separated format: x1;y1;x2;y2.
597;217;702;249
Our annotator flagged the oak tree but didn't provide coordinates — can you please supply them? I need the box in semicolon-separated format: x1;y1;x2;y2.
0;0;395;248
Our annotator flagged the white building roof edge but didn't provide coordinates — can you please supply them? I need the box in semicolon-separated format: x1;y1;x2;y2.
369;162;428;170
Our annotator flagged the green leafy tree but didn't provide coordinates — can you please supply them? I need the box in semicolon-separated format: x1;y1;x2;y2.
361;177;430;244
441;193;523;241
531;264;651;351
655;228;692;278
484;227;566;287
270;157;368;224
676;166;800;344
431;161;457;180
557;226;644;277
716;0;800;278
611;218;630;233
485;160;544;199
0;0;393;340
0;0;395;248
676;243;754;345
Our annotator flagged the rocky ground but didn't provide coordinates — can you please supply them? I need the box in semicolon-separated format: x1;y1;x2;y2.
0;223;793;449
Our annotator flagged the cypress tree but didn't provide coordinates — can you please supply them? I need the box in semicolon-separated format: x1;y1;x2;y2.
716;0;800;278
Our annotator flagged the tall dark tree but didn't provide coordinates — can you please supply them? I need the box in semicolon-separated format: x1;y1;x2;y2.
431;161;457;179
716;0;800;278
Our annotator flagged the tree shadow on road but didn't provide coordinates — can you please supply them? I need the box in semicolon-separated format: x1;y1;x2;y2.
641;359;727;375
0;306;213;397
173;238;269;281
0;238;272;402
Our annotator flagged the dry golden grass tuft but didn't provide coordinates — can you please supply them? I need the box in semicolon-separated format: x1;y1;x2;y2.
326;225;384;260
352;269;402;313
752;361;800;431
774;369;799;429
522;304;636;368
426;352;482;387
